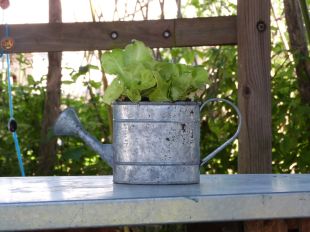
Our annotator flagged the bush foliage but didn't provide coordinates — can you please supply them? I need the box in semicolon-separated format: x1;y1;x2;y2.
0;0;309;176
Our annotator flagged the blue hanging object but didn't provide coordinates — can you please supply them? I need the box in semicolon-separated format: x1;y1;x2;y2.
2;24;25;176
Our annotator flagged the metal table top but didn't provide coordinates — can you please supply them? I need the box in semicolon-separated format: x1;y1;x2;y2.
1;174;310;231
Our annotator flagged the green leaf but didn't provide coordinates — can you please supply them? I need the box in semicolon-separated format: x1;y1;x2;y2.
62;80;75;85
125;88;141;102
123;40;154;65
170;78;191;100
77;64;99;76
156;62;179;81
138;69;157;90
89;80;101;89
78;65;89;74
71;65;99;81
169;64;192;100
101;40;209;105
102;78;124;105
27;75;35;85
126;63;156;90
72;72;81;81
191;66;209;88
148;71;170;101
87;64;100;70
101;49;126;76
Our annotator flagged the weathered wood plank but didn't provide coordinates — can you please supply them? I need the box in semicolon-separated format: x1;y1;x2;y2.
0;16;236;53
300;219;310;232
237;0;272;174
285;218;310;231
186;222;243;232
37;0;62;175
244;220;287;232
175;16;236;47
285;219;299;230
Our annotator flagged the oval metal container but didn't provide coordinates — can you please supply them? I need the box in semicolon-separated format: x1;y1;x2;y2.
112;102;201;184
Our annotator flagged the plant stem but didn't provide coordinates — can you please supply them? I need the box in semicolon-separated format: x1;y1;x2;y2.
284;0;310;104
299;0;310;44
89;0;113;141
271;2;293;62
87;84;108;136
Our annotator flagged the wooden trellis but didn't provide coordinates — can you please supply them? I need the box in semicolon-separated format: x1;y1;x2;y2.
0;17;237;52
0;0;279;231
0;0;272;174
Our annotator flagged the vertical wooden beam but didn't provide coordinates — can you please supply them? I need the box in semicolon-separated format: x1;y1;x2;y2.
238;0;273;230
38;0;62;175
237;0;272;174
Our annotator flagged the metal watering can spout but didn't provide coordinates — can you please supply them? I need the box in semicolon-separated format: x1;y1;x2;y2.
53;108;114;167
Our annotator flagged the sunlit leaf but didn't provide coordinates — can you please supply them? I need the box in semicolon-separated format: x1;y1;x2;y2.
124;40;153;65
102;79;124;105
101;49;126;76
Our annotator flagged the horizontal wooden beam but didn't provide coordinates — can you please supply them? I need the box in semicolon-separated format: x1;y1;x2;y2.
175;16;236;47
0;16;236;53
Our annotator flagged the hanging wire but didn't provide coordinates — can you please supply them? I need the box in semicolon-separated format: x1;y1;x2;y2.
4;24;25;176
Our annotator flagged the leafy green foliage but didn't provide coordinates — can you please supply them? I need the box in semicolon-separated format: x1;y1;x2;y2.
0;71;112;176
1;0;309;178
271;48;310;173
101;40;209;104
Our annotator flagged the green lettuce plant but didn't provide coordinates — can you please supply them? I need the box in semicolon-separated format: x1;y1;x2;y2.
101;40;209;105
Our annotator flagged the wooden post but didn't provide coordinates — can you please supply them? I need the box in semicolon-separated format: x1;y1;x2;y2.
237;0;272;174
238;1;272;231
38;0;62;175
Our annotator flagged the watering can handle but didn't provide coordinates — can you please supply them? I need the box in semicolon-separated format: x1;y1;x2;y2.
200;98;242;166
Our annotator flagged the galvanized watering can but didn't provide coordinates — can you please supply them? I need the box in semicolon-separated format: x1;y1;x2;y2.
53;98;241;184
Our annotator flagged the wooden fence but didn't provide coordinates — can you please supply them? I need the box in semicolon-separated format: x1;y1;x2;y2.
1;0;274;231
1;1;272;174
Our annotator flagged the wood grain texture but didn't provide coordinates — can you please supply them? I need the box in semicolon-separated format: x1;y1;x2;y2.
37;0;62;175
175;16;236;47
299;219;310;232
186;222;243;232
284;218;310;231
237;0;272;174
244;220;287;232
0;16;236;53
